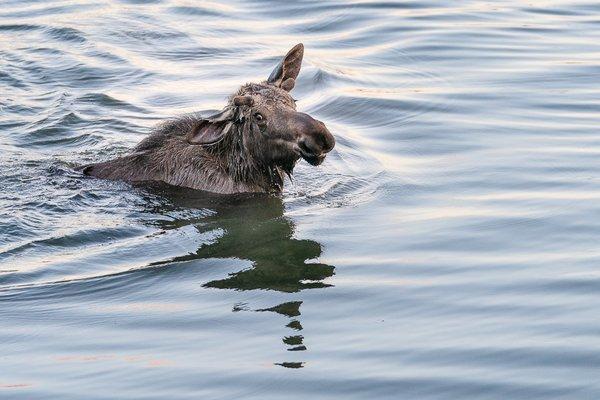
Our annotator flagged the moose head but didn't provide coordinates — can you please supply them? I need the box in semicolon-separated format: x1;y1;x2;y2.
186;44;335;183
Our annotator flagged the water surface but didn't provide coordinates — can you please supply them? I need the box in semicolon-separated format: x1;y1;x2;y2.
2;1;600;399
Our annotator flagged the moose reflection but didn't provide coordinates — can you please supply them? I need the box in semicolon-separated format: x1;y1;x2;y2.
145;184;334;367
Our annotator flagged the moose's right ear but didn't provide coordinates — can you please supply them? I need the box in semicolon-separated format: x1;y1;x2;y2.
187;120;227;145
267;43;304;90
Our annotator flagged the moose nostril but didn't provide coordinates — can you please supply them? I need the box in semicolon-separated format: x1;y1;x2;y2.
299;138;318;155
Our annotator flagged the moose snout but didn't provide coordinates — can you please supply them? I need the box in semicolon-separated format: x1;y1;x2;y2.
314;119;335;153
294;114;335;166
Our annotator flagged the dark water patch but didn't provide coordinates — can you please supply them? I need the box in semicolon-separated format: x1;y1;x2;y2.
285;12;379;35
0;225;146;262
0;266;156;303
17;112;92;149
0;68;27;89
0;4;97;19
145;45;238;61
308;95;445;129
45;26;87;44
52;64;144;87
532;100;600;113
76;93;150;114
168;5;229;18
117;0;162;4
110;27;191;46
249;0;435;17
505;25;574;35
0;23;38;31
301;67;363;91
522;7;584;17
22;47;65;57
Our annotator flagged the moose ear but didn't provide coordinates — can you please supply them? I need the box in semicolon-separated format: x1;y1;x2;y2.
233;95;254;107
187;107;236;145
187;120;227;145
267;43;304;89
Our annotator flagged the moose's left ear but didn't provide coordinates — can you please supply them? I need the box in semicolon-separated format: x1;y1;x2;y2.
187;108;234;145
267;43;304;90
187;120;228;145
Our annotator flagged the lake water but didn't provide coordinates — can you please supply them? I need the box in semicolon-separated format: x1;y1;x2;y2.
2;1;600;398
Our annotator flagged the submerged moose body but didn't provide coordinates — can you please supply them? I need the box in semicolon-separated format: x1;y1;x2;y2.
81;44;335;194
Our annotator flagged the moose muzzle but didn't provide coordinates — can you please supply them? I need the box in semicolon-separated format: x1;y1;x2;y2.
294;113;335;166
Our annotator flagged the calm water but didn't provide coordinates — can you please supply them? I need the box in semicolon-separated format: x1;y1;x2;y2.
2;1;600;398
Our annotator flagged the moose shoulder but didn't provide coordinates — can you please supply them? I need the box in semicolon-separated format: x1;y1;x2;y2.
81;44;335;194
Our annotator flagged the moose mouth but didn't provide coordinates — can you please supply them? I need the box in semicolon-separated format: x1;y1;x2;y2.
299;149;326;166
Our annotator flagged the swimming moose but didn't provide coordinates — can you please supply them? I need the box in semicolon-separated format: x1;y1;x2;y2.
82;44;335;194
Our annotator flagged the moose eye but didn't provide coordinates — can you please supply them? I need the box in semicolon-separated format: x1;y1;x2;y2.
254;112;264;122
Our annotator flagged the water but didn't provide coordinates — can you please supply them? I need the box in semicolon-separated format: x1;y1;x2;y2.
2;0;600;398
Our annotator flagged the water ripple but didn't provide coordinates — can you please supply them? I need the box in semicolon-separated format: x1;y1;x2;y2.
2;0;600;398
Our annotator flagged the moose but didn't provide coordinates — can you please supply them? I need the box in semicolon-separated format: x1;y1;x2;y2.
81;44;335;194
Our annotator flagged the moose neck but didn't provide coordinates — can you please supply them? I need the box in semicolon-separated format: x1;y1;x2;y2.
203;122;287;193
